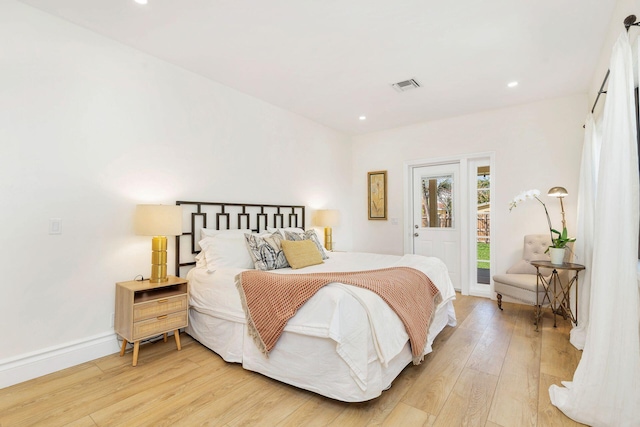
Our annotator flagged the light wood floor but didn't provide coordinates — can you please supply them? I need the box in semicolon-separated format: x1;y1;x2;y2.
0;294;587;426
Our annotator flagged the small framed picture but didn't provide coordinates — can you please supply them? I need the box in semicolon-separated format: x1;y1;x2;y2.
368;171;387;220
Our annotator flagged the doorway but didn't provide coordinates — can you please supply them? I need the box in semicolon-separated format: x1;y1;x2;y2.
405;153;494;296
411;163;461;290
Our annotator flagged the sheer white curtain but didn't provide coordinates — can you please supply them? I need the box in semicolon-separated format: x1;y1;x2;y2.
549;31;640;426
569;113;600;349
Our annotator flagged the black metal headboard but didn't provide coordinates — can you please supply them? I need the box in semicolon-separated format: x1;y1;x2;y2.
174;201;305;276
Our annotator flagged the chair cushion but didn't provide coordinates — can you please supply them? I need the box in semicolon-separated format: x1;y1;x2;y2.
493;273;547;305
506;259;537;275
494;273;539;291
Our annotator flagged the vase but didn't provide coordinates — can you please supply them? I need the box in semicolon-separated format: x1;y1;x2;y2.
549;247;565;265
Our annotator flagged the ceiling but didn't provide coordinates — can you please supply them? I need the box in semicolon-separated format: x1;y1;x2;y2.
18;0;617;135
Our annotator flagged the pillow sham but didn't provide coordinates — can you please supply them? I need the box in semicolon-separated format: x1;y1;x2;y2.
266;226;305;237
200;228;252;241
281;239;324;269
195;251;207;268
198;233;254;272
244;232;290;271
284;229;329;260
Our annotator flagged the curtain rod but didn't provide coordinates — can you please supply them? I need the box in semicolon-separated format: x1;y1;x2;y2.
590;14;640;113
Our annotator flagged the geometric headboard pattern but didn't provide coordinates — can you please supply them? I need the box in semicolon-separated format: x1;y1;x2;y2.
174;201;305;276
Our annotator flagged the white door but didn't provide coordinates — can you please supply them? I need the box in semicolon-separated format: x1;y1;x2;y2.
412;163;461;290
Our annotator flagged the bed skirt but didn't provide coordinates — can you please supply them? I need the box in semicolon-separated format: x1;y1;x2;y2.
185;299;455;402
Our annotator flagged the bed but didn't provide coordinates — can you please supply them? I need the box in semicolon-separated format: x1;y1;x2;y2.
175;201;457;402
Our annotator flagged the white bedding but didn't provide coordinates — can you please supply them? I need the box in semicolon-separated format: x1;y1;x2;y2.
186;251;457;401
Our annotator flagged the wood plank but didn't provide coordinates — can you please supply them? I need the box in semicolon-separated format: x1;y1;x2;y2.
401;327;483;416
432;368;498;427
62;416;98;427
0;363;104;413
486;304;542;427
275;395;347;427
226;376;312;426
539;317;582;379
382;402;435;426
2;357;202;426
449;293;482;325
457;298;499;333
182;341;222;367
465;303;520;376
88;359;236;426
130;372;274;426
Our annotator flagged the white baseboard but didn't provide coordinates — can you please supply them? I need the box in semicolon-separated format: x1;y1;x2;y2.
469;284;493;299
0;332;120;389
470;288;493;299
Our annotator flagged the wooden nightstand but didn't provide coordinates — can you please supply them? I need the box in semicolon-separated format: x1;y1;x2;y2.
115;275;188;366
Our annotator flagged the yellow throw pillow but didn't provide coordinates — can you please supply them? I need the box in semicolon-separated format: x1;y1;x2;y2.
281;239;324;269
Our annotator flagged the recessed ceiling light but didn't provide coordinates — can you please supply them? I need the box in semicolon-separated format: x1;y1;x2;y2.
134;0;148;5
359;115;367;121
507;81;518;88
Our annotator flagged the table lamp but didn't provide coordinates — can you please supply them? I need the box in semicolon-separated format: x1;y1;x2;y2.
314;209;339;251
547;186;568;229
134;204;182;283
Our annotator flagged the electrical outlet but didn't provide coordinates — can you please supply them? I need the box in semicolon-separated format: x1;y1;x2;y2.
110;313;115;328
49;218;62;235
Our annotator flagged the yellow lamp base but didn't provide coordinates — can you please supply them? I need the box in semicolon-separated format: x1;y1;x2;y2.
324;227;333;251
150;236;169;283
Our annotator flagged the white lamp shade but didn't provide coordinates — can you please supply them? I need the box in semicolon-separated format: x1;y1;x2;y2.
134;205;182;236
314;209;340;227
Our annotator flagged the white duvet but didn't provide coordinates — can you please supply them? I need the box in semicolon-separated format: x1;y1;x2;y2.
188;252;456;391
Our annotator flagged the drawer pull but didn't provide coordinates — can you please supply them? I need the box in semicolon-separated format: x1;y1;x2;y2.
157;315;168;320
157;299;169;304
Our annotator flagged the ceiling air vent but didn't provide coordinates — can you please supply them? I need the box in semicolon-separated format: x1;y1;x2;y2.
391;78;421;92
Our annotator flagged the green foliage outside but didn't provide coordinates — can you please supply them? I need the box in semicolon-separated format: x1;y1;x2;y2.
477;174;491;270
477;242;490;269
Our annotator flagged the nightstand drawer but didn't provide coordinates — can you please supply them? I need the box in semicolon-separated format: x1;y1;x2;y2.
132;311;188;340
133;295;187;321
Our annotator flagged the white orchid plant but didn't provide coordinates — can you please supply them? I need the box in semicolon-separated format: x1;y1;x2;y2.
509;189;575;251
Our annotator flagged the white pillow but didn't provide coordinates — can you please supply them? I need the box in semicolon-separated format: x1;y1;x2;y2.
200;228;252;241
194;251;207;268
198;233;254;272
266;227;305;237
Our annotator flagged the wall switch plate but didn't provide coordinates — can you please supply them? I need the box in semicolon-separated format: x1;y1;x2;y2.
110;313;115;328
49;218;62;235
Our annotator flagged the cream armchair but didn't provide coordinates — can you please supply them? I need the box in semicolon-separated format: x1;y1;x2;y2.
493;234;554;310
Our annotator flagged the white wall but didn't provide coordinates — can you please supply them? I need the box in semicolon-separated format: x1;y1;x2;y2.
0;1;351;386
350;94;587;280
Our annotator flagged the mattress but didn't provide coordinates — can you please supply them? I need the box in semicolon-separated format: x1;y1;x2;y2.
186;251;457;402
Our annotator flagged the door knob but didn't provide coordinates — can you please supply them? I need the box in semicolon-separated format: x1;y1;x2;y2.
414;233;419;237
414;225;419;229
